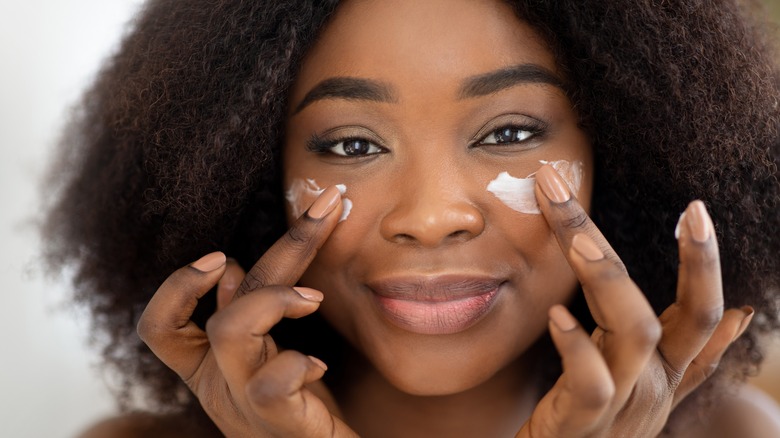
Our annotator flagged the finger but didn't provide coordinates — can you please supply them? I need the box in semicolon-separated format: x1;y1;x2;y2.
534;164;625;273
673;307;754;406
536;166;661;402
534;164;625;327
206;286;323;402
237;185;343;297
137;251;226;380
657;200;724;380
217;258;246;310
517;306;612;438
246;350;336;437
568;233;662;405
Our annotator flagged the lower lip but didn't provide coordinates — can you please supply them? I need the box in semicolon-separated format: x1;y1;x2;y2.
372;288;501;335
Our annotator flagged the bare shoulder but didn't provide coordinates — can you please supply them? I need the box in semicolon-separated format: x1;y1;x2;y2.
675;384;780;438
708;384;780;438
665;384;780;438
77;412;220;438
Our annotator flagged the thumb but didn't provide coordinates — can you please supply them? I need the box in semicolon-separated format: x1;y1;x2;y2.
247;351;359;438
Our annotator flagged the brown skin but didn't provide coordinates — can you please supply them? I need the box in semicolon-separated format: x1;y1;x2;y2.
284;0;592;401
135;1;775;437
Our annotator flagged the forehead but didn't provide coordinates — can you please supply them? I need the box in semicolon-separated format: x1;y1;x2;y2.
291;0;558;100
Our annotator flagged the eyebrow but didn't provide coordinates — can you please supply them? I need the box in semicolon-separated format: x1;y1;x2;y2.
457;64;567;99
293;77;396;114
292;64;566;114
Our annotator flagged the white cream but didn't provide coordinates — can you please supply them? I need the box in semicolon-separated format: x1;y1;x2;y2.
285;178;352;222
487;160;584;214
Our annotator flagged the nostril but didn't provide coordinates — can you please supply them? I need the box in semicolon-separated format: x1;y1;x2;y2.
448;230;472;241
393;233;416;244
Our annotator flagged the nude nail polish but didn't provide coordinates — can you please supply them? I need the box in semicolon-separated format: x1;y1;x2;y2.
294;286;324;302
733;306;755;341
571;233;605;261
674;211;686;240
549;305;578;331
191;252;226;272
536;164;571;204
687;200;712;243
308;355;328;371
307;186;341;219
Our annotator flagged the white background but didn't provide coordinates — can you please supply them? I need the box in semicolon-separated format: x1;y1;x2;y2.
0;1;144;437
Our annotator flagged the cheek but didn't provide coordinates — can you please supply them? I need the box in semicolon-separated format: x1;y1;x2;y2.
284;178;353;222
486;159;585;215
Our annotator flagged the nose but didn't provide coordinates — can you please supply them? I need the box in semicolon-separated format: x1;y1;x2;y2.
379;167;485;248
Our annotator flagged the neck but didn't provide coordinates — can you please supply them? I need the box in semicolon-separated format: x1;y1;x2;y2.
339;354;541;438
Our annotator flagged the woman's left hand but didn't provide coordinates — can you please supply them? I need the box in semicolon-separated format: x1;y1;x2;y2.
515;164;754;438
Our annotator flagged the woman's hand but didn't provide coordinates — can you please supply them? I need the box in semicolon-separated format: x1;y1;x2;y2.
137;186;359;438
515;165;754;438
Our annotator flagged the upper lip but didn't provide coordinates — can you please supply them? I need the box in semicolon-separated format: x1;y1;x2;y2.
367;275;504;302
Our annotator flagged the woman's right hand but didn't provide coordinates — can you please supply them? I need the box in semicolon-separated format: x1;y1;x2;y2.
137;186;359;438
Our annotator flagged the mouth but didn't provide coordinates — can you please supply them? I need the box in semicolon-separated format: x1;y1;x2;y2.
367;275;505;335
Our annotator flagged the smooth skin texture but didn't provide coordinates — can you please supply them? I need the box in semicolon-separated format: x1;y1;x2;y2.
136;0;769;437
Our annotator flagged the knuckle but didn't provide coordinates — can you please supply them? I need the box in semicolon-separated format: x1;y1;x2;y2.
284;222;316;253
135;313;157;344
582;378;615;408
238;265;276;295
686;247;721;273
591;263;627;284
248;376;284;408
690;304;724;332
629;316;663;348
560;210;590;231
205;312;241;345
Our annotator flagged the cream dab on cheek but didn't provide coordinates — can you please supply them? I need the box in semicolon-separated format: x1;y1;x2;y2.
285;178;353;222
486;160;584;214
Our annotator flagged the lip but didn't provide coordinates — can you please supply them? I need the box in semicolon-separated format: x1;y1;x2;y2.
367;275;504;335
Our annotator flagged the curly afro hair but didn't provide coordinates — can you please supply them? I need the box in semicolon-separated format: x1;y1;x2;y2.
42;0;780;430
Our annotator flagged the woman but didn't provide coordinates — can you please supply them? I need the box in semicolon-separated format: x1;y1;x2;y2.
45;0;780;436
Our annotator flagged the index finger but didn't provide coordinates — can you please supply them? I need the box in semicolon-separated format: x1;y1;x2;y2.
533;164;624;271
236;185;343;297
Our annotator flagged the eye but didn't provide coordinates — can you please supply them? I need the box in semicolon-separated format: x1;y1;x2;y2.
306;132;388;158
478;126;537;145
328;138;385;156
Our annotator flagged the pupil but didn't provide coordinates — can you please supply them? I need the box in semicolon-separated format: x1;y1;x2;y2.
344;139;370;155
497;128;516;143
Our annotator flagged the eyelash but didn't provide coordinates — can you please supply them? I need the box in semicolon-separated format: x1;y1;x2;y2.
471;121;546;148
306;121;546;158
306;134;388;157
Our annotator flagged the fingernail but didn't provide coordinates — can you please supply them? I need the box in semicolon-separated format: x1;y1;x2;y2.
549;305;578;332
687;200;712;243
571;233;605;261
191;252;226;272
308;355;328;371
307;186;341;219
294;286;324;302
674;211;686;240
733;306;755;341
536;164;571;204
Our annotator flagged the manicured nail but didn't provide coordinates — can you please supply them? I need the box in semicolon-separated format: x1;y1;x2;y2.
674;211;686;240
687;200;712;243
549;305;578;332
308;355;328;371
571;233;605;261
191;252;226;272
294;286;324;302
733;306;755;341
536;164;571;204
307;186;341;219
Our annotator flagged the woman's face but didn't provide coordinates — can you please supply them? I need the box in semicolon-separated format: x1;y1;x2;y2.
283;0;592;395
